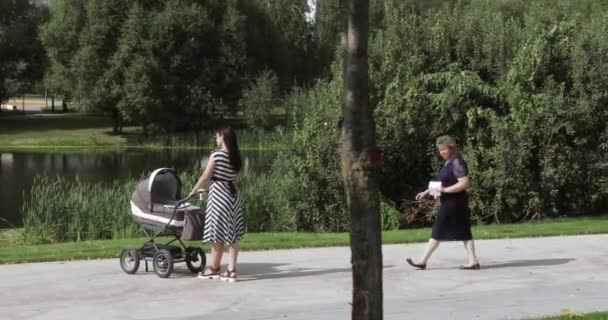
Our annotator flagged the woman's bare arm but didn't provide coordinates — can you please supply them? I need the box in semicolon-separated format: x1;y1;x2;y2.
190;157;216;196
441;176;470;193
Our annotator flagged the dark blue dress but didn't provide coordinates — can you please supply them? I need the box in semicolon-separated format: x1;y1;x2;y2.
431;154;473;241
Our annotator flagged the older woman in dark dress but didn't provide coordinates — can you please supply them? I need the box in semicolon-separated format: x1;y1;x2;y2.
406;135;480;270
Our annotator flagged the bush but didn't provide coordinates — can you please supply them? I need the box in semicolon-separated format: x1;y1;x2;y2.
239;70;281;130
270;67;349;231
239;172;294;232
370;1;608;225
380;199;402;231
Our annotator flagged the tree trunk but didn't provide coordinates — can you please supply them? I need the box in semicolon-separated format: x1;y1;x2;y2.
111;107;122;134
51;96;55;112
340;1;383;320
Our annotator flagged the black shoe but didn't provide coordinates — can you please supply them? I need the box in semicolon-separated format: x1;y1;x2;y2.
406;258;426;270
459;263;480;270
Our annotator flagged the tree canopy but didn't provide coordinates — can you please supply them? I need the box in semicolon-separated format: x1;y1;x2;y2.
4;0;607;226
0;0;47;105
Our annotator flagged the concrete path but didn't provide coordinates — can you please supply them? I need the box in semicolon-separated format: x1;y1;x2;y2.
0;235;607;320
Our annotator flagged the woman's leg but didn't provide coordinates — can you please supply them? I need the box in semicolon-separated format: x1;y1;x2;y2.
211;241;224;268
219;242;239;282
463;240;479;266
227;242;239;271
199;241;224;277
419;238;440;264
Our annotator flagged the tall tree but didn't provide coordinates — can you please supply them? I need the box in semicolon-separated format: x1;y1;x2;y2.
0;0;47;106
314;0;342;76
339;0;383;319
73;0;130;131
238;0;313;89
40;0;86;112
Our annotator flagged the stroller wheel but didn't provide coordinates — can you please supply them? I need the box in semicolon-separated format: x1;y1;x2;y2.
185;247;206;273
119;248;140;274
153;249;174;278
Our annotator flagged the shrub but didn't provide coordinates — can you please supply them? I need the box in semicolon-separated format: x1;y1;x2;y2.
271;67;349;231
239;70;281;130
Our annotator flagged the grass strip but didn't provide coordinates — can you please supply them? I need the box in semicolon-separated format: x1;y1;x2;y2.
1;216;606;264
526;310;608;319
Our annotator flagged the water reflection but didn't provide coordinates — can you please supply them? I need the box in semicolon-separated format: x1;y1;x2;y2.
0;149;274;227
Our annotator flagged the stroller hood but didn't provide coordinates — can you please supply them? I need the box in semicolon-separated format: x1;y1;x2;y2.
132;168;182;212
130;168;204;240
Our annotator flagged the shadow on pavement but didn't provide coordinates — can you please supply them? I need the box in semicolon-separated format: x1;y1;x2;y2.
482;258;575;269
235;263;395;282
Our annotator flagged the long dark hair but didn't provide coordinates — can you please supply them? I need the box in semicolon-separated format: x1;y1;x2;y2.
218;127;242;172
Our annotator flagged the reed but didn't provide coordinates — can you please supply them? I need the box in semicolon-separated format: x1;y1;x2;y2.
22;175;140;243
179;169;295;233
21;170;287;243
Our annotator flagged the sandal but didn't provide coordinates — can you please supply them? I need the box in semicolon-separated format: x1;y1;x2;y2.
197;266;220;280
220;269;237;283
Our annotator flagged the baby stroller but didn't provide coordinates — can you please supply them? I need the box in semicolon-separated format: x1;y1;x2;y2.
119;168;207;278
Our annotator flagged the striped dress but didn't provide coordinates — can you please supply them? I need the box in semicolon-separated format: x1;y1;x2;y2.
203;150;245;244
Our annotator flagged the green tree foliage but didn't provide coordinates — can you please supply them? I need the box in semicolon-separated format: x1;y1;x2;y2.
34;0;608;229
239;69;280;129
271;64;349;231
238;0;314;88
40;0;85;107
0;0;47;105
375;0;608;223
312;0;342;77
116;0;248;132
277;0;607;228
41;0;316;132
42;0;317;132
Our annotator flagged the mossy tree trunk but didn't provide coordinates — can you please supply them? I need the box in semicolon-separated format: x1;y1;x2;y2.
340;0;383;319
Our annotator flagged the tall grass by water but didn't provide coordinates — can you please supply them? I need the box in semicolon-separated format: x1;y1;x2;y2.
20;167;414;243
22;175;140;243
21;171;289;243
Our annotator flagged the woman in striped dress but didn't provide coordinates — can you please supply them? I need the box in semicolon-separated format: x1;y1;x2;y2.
189;127;244;282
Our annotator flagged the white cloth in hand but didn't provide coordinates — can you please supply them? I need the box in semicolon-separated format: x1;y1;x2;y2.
428;181;442;197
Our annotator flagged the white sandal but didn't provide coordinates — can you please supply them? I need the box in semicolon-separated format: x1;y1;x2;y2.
197;266;220;280
220;269;237;283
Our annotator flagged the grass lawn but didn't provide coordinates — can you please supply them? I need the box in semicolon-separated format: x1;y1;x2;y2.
1;216;606;264
528;310;608;319
0;114;135;147
7;96;56;105
0;113;275;150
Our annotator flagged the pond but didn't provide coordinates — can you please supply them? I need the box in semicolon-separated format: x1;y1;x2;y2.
0;148;275;228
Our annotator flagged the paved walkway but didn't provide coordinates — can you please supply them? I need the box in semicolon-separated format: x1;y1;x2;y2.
0;235;606;320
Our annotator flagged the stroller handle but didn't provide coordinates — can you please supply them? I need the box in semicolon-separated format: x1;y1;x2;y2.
163;189;208;229
175;189;208;208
